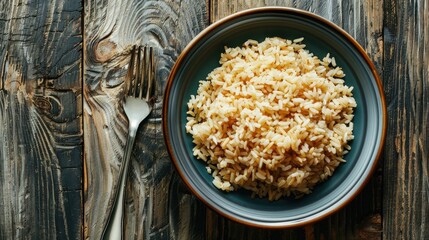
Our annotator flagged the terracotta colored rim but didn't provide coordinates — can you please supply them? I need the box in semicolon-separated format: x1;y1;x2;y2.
162;6;387;228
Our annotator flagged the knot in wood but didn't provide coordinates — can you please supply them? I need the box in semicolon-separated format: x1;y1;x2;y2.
94;39;117;63
33;96;52;112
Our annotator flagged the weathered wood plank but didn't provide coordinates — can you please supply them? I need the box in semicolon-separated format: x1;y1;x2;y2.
0;0;82;239
83;0;208;239
210;0;292;23
209;1;384;239
383;0;429;239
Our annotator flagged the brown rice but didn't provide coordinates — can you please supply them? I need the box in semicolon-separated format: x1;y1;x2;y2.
185;37;356;200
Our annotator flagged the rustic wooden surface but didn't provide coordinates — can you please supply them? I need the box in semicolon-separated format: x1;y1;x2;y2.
0;0;82;239
1;0;428;239
383;0;429;239
83;1;208;239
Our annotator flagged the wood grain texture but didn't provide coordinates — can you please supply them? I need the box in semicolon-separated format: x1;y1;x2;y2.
209;1;384;239
383;0;429;239
0;0;82;239
83;0;208;239
1;0;425;239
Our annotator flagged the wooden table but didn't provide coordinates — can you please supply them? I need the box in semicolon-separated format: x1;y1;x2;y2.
0;0;427;239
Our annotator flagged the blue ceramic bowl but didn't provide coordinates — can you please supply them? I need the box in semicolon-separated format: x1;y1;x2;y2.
163;7;386;228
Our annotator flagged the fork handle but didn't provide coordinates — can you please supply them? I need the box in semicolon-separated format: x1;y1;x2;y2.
102;126;138;240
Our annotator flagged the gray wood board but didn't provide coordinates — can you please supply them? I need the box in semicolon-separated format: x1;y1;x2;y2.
0;0;82;239
83;0;208;239
383;0;429;239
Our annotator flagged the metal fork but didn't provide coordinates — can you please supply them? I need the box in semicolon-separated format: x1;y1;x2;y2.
102;46;155;240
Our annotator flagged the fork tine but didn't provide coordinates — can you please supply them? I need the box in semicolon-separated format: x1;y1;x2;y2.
145;47;154;101
127;46;137;96
0;51;7;90
138;46;146;99
133;46;142;98
134;46;143;98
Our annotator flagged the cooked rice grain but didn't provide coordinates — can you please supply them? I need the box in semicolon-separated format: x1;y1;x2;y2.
186;37;356;201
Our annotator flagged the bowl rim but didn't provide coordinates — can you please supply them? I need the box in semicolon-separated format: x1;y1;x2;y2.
162;6;387;228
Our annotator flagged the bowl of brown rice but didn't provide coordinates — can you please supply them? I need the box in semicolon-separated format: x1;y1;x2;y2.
163;7;386;228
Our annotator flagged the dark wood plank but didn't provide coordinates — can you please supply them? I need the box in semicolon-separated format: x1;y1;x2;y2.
209;1;384;239
83;0;208;239
383;0;429;239
0;0;82;239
